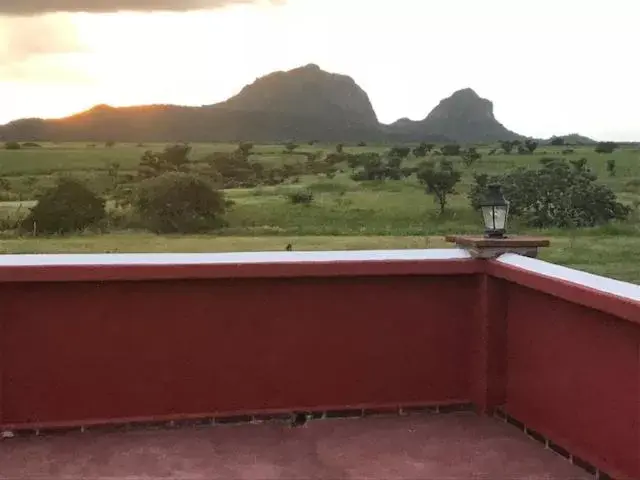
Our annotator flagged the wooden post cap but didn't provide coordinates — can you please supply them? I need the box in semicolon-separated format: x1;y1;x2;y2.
445;235;550;259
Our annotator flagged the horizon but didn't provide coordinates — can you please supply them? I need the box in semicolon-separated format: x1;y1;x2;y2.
1;0;638;141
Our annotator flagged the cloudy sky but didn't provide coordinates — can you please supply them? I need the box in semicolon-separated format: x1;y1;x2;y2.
0;0;638;140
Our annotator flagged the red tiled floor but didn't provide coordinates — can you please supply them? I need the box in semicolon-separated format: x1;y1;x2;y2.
0;412;590;479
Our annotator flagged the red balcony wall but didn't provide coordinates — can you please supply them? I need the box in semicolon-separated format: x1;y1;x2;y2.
0;273;476;429
1;250;639;479
493;267;640;479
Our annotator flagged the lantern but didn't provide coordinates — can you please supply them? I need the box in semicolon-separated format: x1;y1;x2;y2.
480;184;509;238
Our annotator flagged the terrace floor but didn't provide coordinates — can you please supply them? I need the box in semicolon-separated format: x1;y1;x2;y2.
0;412;590;480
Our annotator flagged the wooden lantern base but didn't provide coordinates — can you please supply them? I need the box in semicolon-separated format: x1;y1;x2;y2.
445;235;550;259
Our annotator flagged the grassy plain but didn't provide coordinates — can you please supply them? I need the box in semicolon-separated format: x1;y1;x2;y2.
0;141;639;283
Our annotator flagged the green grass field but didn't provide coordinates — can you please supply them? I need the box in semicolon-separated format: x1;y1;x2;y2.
1;141;640;283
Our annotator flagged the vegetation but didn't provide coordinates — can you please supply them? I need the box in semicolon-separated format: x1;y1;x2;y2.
22;177;106;234
0;140;640;282
468;158;629;228
135;172;227;234
417;158;462;215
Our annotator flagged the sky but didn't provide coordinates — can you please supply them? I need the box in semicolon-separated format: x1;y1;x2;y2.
0;0;638;140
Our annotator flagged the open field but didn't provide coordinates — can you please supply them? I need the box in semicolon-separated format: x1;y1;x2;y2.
1;141;640;283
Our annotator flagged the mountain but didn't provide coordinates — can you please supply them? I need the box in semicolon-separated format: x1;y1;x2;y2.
0;65;524;144
387;88;521;143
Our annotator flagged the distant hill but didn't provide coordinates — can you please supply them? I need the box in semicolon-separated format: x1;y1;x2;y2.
546;133;596;145
0;64;536;144
387;88;522;143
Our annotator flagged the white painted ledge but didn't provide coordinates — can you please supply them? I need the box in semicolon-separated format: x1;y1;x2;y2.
497;253;640;303
0;249;471;267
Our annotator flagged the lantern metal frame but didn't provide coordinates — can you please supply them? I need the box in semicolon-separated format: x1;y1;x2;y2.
480;184;509;239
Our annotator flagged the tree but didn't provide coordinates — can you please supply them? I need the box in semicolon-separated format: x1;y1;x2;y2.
500;141;514;154
462;147;482;167
22;177;106;234
138;143;191;179
416;158;462;216
388;146;411;158
606;159;616;177
105;140;116;148
285;142;299;153
336;143;344;153
4;141;21;150
525;140;538;153
441;144;461;156
595;142;618;154
350;153;404;181
468;158;629;228
412;146;426;157
550;136;565;146
413;142;435;158
134;172;227;234
237;142;254;156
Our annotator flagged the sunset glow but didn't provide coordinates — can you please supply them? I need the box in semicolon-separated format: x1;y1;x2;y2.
1;0;639;140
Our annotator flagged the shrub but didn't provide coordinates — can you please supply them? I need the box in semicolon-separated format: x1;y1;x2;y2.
134;172;227;234
21;142;41;148
138;143;192;179
441;144;461;156
237;142;254;155
468;158;629;228
22;177;106;234
4;141;21;150
462;147;481;167
307;181;349;194
350;153;404;181
500;141;514;154
287;189;314;205
388;146;411;158
595;141;618;154
525;140;538;153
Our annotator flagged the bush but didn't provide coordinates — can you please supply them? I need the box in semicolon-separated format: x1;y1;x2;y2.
441;144;461;156
462;147;481;167
22;142;42;148
22;177;106;234
595;141;618;154
468;158;629;228
350;153;404;181
134;173;227;234
287;189;314;205
307;181;349;194
388;146;411;158
4;141;21;150
138;143;192;179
